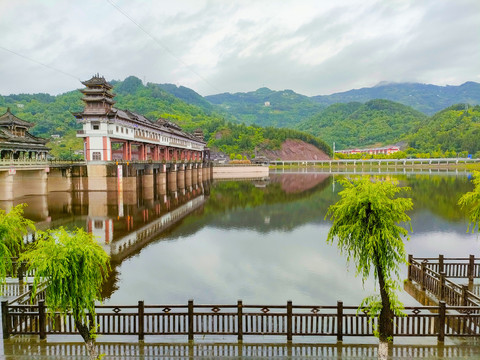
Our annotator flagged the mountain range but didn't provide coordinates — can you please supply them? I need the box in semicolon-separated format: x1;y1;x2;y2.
1;77;479;157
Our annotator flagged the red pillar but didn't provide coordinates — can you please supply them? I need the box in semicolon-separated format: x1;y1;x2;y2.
123;141;128;160
85;138;90;161
139;144;145;161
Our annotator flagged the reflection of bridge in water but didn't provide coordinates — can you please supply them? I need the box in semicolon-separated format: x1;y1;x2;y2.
99;192;207;263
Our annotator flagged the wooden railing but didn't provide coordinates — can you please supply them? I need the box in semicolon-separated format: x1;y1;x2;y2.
410;255;480;280
3;300;480;341
408;256;480;308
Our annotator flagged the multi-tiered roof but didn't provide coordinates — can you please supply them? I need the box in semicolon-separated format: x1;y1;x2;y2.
80;74;116;111
0;108;48;154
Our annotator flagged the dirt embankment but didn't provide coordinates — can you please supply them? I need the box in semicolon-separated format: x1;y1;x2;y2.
258;139;331;160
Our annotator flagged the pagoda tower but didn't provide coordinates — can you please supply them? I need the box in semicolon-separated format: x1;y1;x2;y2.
80;73;116;115
75;74;115;161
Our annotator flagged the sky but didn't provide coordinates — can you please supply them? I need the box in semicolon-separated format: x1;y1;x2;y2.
1;0;479;97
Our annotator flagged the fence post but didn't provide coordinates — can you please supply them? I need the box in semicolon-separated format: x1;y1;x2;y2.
138;300;144;341
237;300;243;342
407;254;413;281
439;254;444;274
468;255;475;282
439;272;446;301
462;285;469;306
421;260;427;291
18;262;25;282
2;300;9;339
39;300;46;340
337;301;343;342
188;299;194;342
287;300;293;342
438;301;445;342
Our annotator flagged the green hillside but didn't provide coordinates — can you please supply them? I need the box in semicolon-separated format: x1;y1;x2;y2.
296;99;428;150
311;82;480;115
205;87;324;127
408;104;480;156
0;76;331;159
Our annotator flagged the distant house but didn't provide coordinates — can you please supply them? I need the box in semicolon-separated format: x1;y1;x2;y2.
264;101;271;107
51;134;60;139
0;108;49;160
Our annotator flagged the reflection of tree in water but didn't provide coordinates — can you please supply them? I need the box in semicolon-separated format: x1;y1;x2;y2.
189;175;335;233
404;175;472;222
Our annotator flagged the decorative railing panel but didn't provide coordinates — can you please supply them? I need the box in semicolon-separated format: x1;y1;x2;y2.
3;300;480;341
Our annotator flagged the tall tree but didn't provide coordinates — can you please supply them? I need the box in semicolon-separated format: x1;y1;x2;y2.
458;171;480;233
0;204;34;286
325;177;412;342
20;227;110;360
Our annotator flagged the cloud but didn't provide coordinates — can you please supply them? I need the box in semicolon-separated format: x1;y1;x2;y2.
0;0;478;96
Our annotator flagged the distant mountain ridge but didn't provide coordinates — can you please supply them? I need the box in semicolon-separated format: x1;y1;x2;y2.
312;81;480;115
204;87;324;127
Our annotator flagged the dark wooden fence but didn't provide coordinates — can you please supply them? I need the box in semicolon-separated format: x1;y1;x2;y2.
3;300;480;342
409;255;480;280
408;255;480;307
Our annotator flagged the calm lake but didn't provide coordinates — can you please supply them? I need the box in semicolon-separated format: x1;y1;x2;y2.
2;170;477;308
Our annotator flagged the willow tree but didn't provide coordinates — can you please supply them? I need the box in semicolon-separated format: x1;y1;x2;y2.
458;171;480;233
0;204;34;286
20;227;110;360
326;177;412;342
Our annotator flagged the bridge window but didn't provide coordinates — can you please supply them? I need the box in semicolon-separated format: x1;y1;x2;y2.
92;152;101;160
116;126;119;132
92;123;100;130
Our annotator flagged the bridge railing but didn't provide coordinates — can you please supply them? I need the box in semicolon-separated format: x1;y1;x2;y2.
269;158;480;167
2;299;480;341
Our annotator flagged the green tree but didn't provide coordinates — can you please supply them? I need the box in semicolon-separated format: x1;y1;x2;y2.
0;204;35;287
325;177;412;342
458;171;480;233
20;227;110;360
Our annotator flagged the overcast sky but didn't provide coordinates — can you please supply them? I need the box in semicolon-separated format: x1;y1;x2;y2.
1;0;479;96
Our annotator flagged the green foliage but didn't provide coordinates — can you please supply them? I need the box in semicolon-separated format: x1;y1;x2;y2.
458;171;480;233
325;177;412;340
0;204;35;286
208;122;332;157
297;100;427;149
20;227;110;338
326;177;412;285
206;87;325;128
408;105;480;155
47;131;84;160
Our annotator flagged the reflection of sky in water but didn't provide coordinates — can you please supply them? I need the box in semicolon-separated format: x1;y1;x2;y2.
3;172;477;308
105;213;479;306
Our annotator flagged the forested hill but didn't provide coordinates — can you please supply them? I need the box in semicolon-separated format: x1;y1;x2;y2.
0;76;331;159
408;104;480;155
205;87;324;127
295;99;428;150
311;81;480;115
